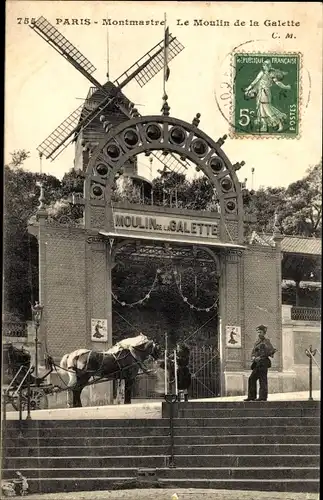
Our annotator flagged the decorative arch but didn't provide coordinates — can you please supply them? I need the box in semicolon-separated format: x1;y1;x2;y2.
84;114;245;239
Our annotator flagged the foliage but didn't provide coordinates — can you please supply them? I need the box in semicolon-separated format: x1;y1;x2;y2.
4;151;66;319
243;186;286;234
282;162;322;237
4;152;39;319
243;162;322;237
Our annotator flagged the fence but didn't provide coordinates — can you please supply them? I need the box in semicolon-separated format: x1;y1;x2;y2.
2;322;28;338
189;345;220;399
291;307;321;322
133;345;220;400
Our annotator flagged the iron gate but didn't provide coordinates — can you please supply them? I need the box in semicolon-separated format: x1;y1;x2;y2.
132;345;220;399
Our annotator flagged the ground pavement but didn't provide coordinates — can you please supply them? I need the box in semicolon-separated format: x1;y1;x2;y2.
20;488;320;500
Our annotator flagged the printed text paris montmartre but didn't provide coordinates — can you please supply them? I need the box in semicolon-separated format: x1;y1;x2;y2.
16;17;301;27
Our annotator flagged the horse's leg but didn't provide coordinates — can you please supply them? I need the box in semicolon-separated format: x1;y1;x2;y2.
72;386;82;408
124;378;133;404
72;374;91;408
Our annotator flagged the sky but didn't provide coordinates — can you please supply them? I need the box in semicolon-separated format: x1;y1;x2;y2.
5;1;322;190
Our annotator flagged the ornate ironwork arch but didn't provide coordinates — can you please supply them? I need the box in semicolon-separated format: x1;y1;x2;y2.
84;114;245;238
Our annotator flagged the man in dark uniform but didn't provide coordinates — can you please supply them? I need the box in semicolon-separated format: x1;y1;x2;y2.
244;324;277;401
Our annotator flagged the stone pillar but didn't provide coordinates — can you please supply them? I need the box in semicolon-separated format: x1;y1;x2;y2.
222;250;245;395
88;237;113;404
281;304;296;391
273;232;284;371
106;241;113;349
36;184;48;368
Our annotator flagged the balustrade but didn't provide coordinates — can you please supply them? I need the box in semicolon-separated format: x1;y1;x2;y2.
291;306;321;322
3;322;28;338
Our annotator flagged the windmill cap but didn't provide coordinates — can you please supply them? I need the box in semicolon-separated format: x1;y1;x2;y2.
256;324;268;333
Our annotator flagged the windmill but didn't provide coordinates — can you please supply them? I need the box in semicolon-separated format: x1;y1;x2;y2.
30;16;190;175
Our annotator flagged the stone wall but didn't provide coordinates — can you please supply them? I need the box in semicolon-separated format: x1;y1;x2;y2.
223;243;282;396
41;227;88;359
281;304;321;392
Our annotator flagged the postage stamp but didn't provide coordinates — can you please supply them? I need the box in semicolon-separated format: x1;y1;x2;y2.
232;52;301;138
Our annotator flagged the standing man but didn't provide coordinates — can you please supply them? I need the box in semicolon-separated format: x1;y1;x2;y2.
244;324;277;401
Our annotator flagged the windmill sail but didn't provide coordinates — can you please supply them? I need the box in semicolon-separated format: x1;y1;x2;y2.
114;35;184;88
151;151;190;175
30;16;96;75
31;16;185;171
30;17;105;91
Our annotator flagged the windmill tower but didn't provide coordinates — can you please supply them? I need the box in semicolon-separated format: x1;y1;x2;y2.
30;16;189;198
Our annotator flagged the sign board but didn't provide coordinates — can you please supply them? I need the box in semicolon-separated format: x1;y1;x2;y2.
226;326;241;348
91;319;108;342
114;213;219;240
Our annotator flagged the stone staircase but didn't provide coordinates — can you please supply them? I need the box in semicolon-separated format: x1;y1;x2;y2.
2;400;320;494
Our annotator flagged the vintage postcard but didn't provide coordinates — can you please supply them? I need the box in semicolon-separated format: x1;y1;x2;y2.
2;1;321;497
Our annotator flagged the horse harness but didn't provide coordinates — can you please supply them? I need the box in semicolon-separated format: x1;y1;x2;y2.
83;347;148;376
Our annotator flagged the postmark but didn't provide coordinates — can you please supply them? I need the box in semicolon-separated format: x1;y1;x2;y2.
232;52;301;138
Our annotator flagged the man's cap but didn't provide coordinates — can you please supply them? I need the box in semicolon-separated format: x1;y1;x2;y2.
256;324;268;333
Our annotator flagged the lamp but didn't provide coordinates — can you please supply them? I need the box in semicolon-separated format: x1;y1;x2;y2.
31;302;43;377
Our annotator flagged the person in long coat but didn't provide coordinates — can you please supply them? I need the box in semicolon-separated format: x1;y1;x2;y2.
244;324;277;401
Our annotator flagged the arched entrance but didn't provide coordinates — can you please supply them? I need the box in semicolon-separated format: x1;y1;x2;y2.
82;111;247;399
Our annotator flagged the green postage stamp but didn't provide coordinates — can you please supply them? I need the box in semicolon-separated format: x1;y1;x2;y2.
233;53;301;138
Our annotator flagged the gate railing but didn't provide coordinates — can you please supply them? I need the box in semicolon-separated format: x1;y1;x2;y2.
132;345;220;399
291;307;321;322
189;345;220;399
2;321;28;338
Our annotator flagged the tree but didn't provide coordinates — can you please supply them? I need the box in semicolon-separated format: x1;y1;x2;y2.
282;163;322;237
4;151;63;319
243;186;287;235
243;162;322;237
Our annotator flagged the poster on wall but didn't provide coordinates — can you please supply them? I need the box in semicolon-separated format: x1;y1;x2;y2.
226;326;242;348
91;319;108;342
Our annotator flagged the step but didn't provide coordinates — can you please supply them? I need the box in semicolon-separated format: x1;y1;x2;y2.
4;434;319;447
165;400;320;407
167;401;320;408
176;408;319;418
158;478;319;493
2;468;137;480
4;454;319;469
4;445;169;457
4;415;320;430
3;455;167;469
172;417;320;427
5;443;320;458
3;426;170;439
4;418;167;429
158;467;320;480
4;424;318;439
172;454;320;468
162;401;320;415
181;425;320;435
4;476;319;495
2;477;138;495
2;466;319;481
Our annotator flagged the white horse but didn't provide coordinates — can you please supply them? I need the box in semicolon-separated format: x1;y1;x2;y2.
58;335;160;407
